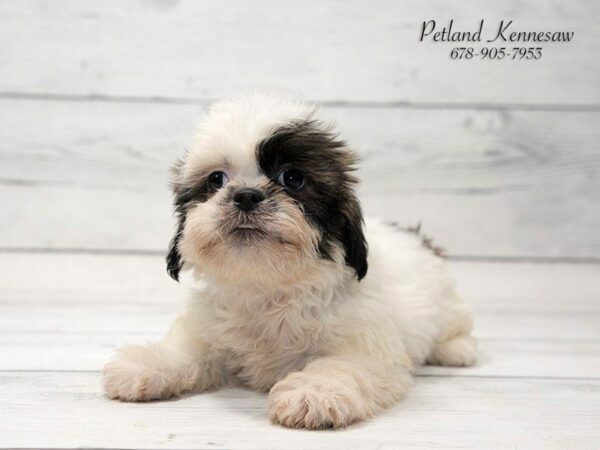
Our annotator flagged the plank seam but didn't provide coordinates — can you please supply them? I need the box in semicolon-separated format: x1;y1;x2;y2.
1;91;599;112
1;246;599;264
1;330;599;345
0;369;598;382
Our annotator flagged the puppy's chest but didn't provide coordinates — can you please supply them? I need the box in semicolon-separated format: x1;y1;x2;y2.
214;301;328;389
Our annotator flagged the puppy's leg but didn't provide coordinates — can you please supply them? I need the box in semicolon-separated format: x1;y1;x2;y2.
427;333;477;367
428;303;477;367
103;313;223;401
269;355;412;429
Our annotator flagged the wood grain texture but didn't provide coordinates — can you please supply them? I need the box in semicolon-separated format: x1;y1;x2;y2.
0;1;598;105
2;255;599;311
0;372;598;449
1;99;599;257
3;332;600;379
1;254;598;375
1;242;598;449
4;300;598;340
1;2;598;448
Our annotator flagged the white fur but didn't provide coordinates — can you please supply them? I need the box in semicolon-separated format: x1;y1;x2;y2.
103;94;476;429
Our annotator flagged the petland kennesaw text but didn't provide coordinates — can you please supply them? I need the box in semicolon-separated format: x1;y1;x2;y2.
420;20;574;43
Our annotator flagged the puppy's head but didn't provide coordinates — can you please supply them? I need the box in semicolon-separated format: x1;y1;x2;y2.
167;94;367;286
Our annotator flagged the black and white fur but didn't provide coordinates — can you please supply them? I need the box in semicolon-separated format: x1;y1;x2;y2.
103;93;476;429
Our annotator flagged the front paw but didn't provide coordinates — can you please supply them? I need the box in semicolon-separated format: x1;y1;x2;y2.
268;373;366;429
103;346;174;402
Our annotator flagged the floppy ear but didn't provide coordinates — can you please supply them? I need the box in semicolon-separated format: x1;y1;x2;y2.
166;159;186;282
340;196;368;280
166;220;184;282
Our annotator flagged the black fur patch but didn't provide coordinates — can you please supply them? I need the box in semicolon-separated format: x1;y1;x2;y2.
166;219;185;281
166;159;218;281
257;120;368;280
389;221;446;258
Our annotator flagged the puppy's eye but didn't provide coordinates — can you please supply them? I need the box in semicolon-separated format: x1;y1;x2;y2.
208;171;229;191
278;169;304;190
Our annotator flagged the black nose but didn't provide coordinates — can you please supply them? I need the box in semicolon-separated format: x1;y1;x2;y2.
233;188;265;211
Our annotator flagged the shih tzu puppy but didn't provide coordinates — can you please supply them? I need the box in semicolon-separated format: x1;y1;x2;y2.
103;93;476;429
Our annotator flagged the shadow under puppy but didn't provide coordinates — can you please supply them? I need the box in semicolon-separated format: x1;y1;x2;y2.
103;93;476;429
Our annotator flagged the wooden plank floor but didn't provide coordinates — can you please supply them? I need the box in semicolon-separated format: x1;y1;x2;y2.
0;255;598;449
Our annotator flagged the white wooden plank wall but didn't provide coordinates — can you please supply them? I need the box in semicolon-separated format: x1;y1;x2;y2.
0;1;599;449
1;1;598;105
0;1;599;259
1;100;599;257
